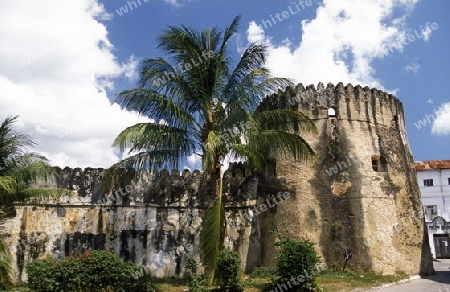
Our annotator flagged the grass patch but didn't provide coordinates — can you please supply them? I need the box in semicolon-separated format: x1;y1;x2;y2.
153;277;188;292
317;268;409;291
248;266;278;279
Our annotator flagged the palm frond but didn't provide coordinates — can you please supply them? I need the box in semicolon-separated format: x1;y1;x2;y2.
0;116;37;169
0;236;12;290
226;67;293;112
203;131;222;172
245;75;293;105
158;25;206;57
253;109;317;134
8;159;56;189
222;15;240;45
0;115;35;169
15;188;72;204
219;107;253;133
228;144;267;170
138;58;201;110
139;58;177;88
0;176;17;203
253;129;315;162
224;43;267;96
102;150;190;188
157;25;223;103
200;194;225;285
114;89;199;130
232;129;315;169
113;123;198;154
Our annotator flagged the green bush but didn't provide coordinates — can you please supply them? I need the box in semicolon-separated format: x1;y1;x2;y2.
24;258;62;291
216;249;243;292
26;250;155;292
274;238;321;291
185;257;208;292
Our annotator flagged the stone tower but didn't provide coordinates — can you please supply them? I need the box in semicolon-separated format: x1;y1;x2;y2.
257;82;434;275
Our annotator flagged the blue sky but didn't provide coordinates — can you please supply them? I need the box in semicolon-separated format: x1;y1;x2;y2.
0;0;448;169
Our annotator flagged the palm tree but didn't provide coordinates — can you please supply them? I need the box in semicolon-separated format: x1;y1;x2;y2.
107;15;316;284
0;115;69;288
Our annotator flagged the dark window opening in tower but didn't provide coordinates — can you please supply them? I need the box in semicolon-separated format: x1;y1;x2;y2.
372;156;379;171
372;155;387;172
328;108;336;117
393;115;399;127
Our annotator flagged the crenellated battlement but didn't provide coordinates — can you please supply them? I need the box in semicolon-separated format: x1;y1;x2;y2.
258;82;405;130
35;164;258;207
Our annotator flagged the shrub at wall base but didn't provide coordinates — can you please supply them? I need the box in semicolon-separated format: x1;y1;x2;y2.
26;250;155;292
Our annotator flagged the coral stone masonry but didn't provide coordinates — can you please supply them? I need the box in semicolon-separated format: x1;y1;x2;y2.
257;82;434;276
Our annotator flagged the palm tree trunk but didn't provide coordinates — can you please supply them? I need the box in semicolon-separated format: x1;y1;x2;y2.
200;162;226;285
210;165;221;198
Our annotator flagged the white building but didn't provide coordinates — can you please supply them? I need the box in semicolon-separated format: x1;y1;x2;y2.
415;160;450;259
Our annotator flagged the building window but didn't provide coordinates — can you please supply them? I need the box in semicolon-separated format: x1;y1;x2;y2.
431;207;438;215
424;205;438;221
424;179;434;187
448;178;450;185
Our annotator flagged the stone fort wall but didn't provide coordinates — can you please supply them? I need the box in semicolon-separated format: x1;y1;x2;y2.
2;82;435;283
3;165;265;282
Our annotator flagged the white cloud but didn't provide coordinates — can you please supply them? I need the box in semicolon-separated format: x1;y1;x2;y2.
163;0;193;7
187;153;201;166
421;24;433;41
432;103;450;135
164;0;180;6
184;153;202;171
405;60;421;73
245;0;420;90
121;55;140;81
0;0;148;168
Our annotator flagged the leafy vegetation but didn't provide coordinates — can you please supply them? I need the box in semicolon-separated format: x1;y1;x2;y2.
26;250;155;292
185;257;209;292
216;249;244;291
0;115;71;289
270;227;321;291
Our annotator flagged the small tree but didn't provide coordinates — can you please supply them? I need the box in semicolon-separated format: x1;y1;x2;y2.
185;257;208;292
216;249;243;292
272;228;321;291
